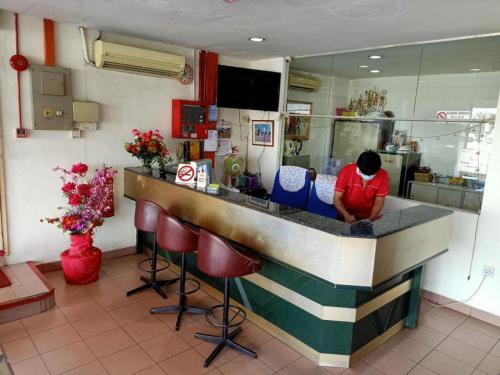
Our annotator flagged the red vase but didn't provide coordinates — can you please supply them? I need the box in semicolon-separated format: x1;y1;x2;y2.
60;233;102;285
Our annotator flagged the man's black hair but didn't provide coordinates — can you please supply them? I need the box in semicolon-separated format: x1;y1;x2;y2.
356;151;381;176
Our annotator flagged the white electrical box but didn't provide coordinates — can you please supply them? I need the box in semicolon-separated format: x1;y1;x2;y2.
73;101;99;123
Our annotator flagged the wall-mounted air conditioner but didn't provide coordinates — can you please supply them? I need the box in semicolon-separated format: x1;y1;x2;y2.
94;40;186;79
288;72;321;92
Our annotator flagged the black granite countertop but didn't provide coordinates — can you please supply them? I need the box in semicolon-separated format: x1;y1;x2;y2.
125;167;453;239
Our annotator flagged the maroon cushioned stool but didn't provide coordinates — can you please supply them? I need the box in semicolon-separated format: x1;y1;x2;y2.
150;213;209;330
194;229;262;368
126;199;173;299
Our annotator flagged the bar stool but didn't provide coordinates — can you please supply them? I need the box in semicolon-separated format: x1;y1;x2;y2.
126;199;172;298
194;229;262;368
150;213;209;330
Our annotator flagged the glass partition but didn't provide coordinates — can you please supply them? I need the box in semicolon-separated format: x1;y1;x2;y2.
284;35;500;213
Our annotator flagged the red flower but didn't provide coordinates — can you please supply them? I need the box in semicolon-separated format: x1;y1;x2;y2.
68;194;83;206
62;182;76;193
61;215;78;231
77;184;91;197
71;163;88;176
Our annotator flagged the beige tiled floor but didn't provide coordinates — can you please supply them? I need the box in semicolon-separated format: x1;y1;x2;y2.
1;254;499;374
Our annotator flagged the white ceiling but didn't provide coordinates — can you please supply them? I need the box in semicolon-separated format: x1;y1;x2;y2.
0;0;500;59
291;36;500;79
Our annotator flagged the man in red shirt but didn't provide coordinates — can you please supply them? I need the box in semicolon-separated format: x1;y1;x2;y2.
334;151;389;223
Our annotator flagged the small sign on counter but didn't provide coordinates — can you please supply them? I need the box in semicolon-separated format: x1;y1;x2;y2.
175;162;197;186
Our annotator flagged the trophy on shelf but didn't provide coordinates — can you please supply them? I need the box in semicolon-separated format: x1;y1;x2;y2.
349;87;388;116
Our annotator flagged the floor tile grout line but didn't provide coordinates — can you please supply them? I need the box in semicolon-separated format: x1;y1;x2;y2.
5;333;40;367
52;275;124;374
451;316;500;371
475;336;500;372
381;307;464;375
93;280;196;371
414;312;475;374
27;276;102;374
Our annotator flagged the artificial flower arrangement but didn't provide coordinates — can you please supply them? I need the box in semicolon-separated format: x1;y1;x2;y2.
42;163;117;234
125;129;173;173
42;163;117;284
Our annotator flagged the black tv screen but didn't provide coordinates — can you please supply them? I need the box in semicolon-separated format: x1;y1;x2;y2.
217;65;281;112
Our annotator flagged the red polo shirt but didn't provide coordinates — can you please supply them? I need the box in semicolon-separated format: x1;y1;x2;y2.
335;163;389;220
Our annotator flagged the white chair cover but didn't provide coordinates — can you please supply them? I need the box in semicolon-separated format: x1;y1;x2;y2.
315;174;337;204
278;166;307;192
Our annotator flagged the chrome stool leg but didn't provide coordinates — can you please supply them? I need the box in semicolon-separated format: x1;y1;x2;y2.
127;236;174;298
195;277;256;368
151;253;208;330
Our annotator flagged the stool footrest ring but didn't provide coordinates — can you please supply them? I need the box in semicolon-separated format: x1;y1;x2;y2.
205;304;246;328
164;278;201;296
138;257;170;273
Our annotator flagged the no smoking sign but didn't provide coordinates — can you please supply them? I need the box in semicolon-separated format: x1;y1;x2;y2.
175;163;197;185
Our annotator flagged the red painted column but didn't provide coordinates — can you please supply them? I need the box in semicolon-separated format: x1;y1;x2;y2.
204;52;218;165
198;50;206;102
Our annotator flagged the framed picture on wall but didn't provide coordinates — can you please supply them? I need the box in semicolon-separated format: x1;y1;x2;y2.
252;120;274;147
285;101;312;140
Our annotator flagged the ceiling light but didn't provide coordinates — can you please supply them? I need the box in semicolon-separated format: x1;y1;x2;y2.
369;55;382;59
370;69;380;73
223;0;239;3
470;68;481;72
249;37;265;42
358;65;369;68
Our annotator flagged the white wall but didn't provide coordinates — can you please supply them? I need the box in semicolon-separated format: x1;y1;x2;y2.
217;56;285;191
0;12;195;263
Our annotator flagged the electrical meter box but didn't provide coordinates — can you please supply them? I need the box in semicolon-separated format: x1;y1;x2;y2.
30;64;73;130
73;101;99;123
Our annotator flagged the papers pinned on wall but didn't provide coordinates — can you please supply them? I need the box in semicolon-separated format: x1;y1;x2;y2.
216;139;233;155
204;130;218;152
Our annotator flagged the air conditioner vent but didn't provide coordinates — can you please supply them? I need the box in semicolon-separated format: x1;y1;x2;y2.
288;72;321;92
94;41;185;79
102;62;179;78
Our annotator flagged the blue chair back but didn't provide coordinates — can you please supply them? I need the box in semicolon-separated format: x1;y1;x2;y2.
306;174;337;219
271;166;310;209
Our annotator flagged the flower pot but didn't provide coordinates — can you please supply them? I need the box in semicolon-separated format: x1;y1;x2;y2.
60;233;102;285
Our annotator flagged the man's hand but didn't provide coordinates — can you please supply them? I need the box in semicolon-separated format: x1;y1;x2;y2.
345;214;356;224
334;191;356;224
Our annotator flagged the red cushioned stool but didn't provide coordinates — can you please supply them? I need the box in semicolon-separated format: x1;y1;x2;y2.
194;229;262;368
126;199;173;299
150;213;209;330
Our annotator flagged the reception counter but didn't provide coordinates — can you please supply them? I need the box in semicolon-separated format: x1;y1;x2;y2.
124;167;453;367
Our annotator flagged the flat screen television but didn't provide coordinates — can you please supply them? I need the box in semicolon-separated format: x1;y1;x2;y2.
217;65;281;112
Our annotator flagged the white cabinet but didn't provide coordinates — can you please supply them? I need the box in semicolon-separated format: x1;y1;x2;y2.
408;181;483;212
436;189;462;209
463;192;483;212
410;183;438;203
